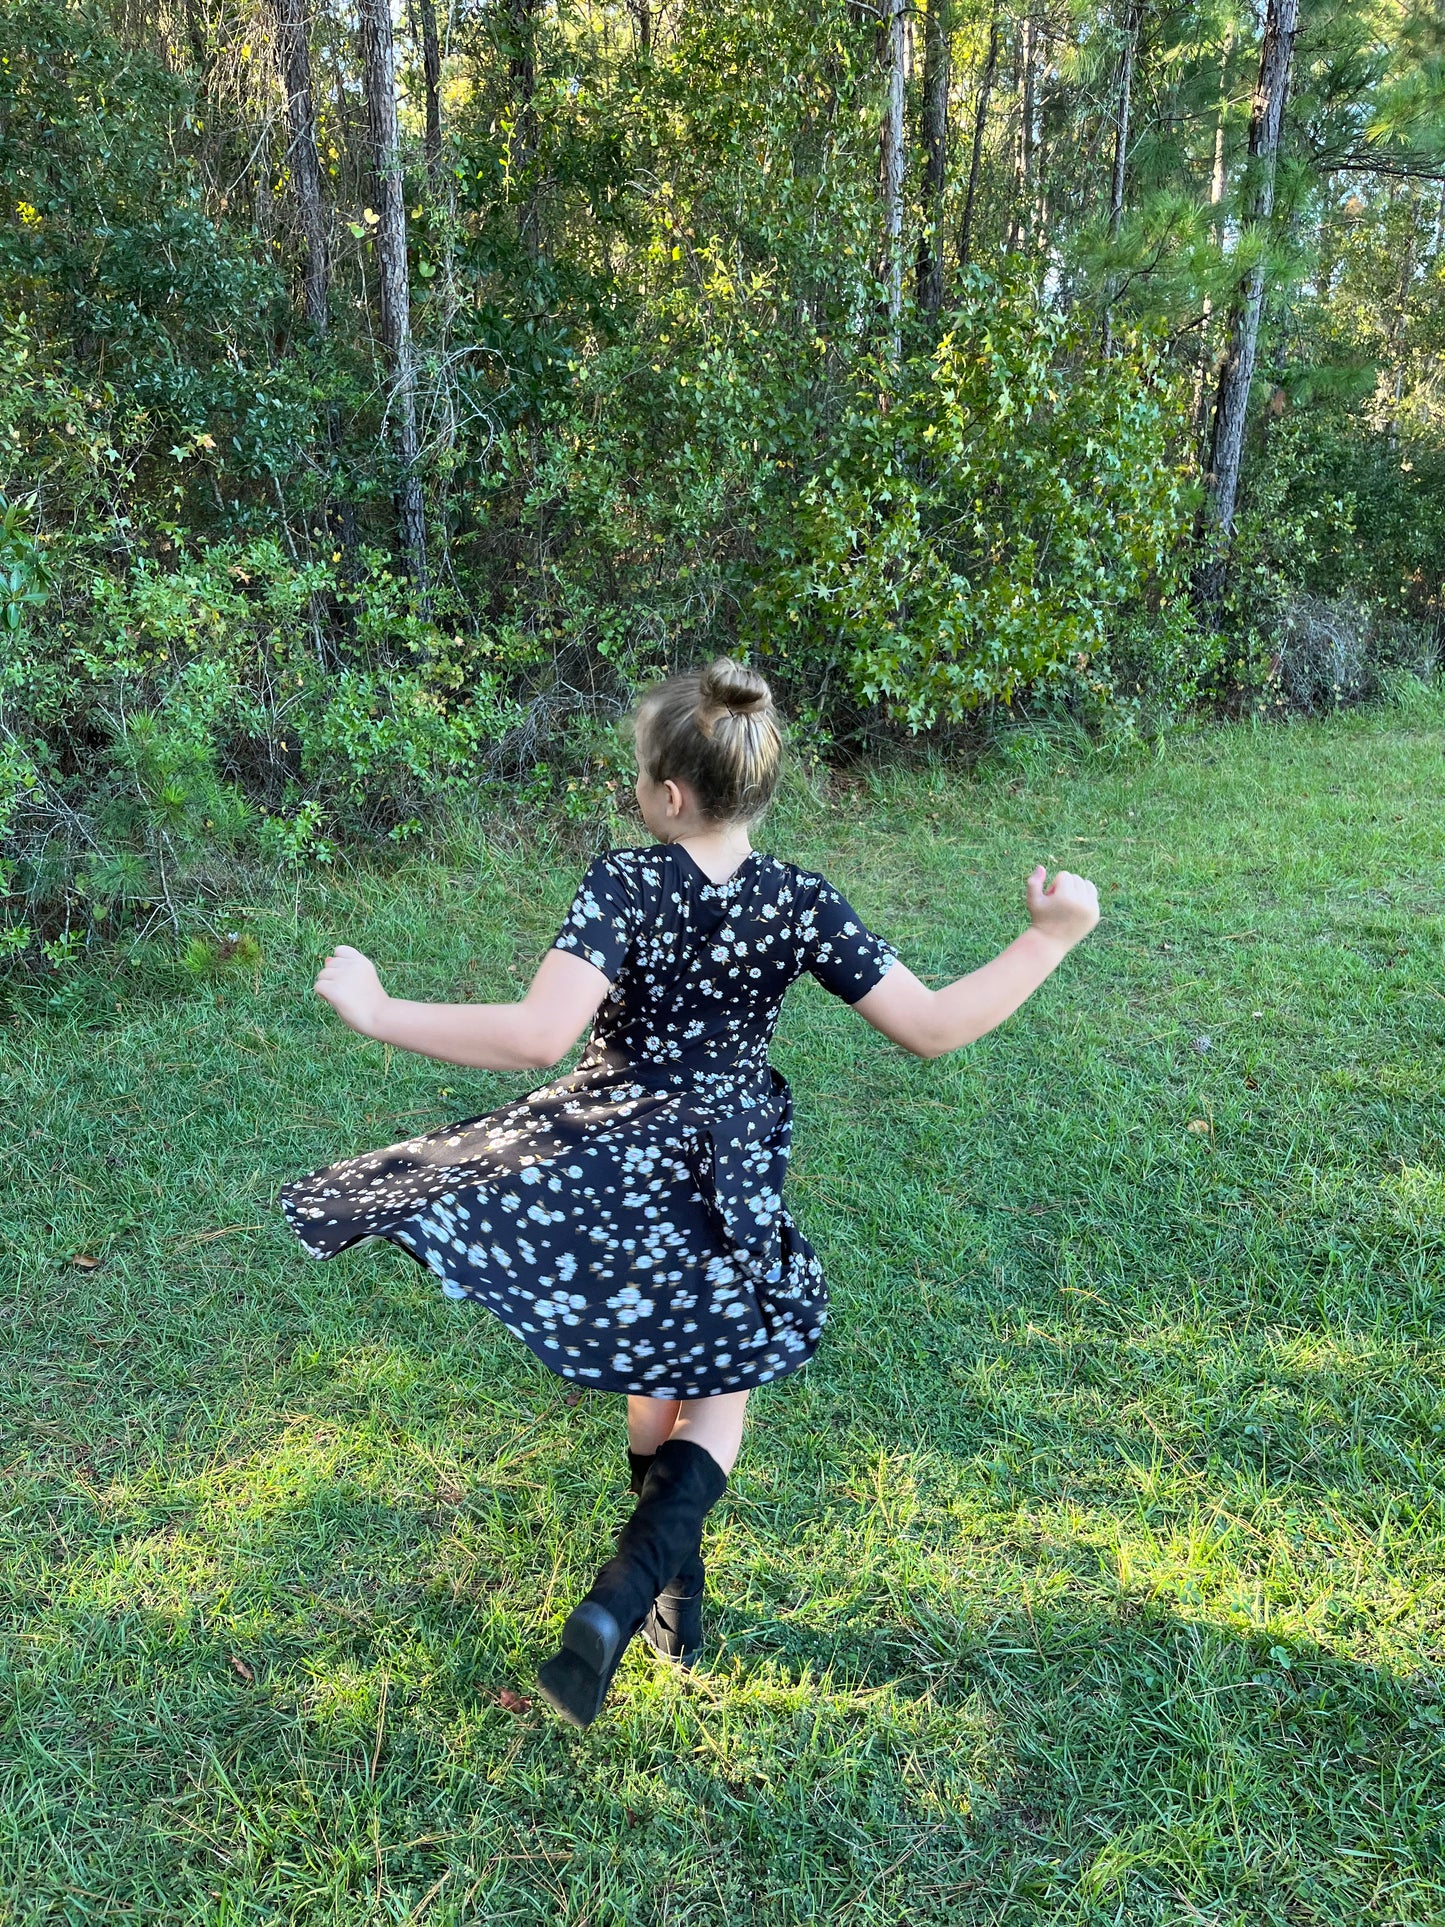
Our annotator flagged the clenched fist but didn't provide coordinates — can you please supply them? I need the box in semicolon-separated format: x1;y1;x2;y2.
1025;866;1100;949
315;944;390;1037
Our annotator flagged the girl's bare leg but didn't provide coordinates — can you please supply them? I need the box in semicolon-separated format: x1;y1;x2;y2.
669;1390;749;1475
627;1395;681;1456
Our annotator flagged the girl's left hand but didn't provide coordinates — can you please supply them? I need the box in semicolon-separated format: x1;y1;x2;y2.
315;944;389;1036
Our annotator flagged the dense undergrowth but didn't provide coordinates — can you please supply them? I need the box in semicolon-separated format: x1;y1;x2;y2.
4;0;1445;967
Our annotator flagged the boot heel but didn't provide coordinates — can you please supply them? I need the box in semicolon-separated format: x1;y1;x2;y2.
537;1647;606;1728
560;1598;621;1673
538;1602;625;1727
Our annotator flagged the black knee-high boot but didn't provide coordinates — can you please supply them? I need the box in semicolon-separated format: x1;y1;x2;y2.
538;1438;726;1726
625;1448;707;1667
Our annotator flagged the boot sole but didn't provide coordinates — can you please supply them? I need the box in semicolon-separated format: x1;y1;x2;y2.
638;1624;699;1669
537;1602;623;1727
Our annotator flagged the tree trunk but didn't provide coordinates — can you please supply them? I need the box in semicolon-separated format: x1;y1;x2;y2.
1100;0;1141;354
1192;30;1234;439
359;0;428;592
1108;1;1139;243
272;0;329;334
1007;12;1036;250
506;0;540;263
1201;0;1299;564
418;0;443;178
630;0;651;56
879;0;907;353
915;0;951;315
183;0;208;82
958;10;998;270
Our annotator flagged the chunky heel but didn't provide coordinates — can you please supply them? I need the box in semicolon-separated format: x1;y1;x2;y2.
537;1646;608;1728
560;1598;622;1675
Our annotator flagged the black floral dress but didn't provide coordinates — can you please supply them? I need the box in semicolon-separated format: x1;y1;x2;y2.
281;845;898;1398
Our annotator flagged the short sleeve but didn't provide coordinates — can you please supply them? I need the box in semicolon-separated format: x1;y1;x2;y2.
551;855;639;981
804;880;899;1004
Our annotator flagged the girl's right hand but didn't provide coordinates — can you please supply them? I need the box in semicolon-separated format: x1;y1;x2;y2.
315;944;390;1036
1025;865;1100;948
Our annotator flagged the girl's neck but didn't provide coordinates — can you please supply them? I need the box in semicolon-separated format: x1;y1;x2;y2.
670;824;753;886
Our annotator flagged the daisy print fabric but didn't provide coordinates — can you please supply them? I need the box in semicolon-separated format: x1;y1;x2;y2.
281;845;898;1398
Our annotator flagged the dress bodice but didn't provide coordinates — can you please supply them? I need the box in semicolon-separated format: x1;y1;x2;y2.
553;845;898;1085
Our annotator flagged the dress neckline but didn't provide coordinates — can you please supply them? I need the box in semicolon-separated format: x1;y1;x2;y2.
667;843;760;890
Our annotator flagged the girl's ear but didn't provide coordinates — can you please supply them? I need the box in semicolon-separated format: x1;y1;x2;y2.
663;779;686;819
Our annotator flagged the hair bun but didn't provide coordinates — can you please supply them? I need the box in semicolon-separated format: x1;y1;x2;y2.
699;657;771;718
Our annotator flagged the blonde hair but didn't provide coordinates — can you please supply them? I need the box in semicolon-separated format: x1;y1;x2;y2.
633;657;784;825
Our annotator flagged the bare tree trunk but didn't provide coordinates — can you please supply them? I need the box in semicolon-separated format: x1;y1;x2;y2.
506;0;540;263
418;0;443;178
1007;12;1036;251
359;0;428;592
1192;29;1234;439
272;0;356;591
879;0;907;353
958;10;998;269
183;0;208;81
1200;0;1299;568
630;0;651;56
1108;2;1138;243
1385;185;1418;452
916;0;951;315
272;0;328;334
1100;0;1141;354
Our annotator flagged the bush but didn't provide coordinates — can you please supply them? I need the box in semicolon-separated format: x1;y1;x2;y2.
1;524;524;958
754;279;1209;728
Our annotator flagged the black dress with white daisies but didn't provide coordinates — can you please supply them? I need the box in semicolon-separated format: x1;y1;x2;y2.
281;845;898;1398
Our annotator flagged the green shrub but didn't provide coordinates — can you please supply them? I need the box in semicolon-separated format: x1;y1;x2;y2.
754;279;1207;728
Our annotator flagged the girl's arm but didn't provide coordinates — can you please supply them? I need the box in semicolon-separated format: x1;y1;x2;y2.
852;866;1099;1059
310;944;611;1071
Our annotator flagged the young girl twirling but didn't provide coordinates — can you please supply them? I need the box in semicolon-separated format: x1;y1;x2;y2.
281;659;1099;1726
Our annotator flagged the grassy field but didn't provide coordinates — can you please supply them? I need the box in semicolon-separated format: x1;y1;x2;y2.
3;695;1444;1925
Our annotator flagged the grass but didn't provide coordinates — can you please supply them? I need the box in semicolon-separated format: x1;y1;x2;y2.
3;693;1445;1925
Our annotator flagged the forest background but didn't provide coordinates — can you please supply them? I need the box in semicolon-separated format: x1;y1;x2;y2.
2;0;1444;962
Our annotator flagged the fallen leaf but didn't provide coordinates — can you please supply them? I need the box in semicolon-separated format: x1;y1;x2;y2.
496;1688;531;1714
70;1253;102;1270
1186;1119;1212;1135
563;1386;584;1408
229;1655;255;1684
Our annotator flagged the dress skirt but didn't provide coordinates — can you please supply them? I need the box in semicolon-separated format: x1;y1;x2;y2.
282;842;900;1401
281;1052;828;1398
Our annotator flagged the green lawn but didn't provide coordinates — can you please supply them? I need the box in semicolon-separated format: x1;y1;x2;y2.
3;697;1444;1925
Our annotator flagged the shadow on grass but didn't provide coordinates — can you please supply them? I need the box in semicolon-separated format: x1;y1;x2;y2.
2;1282;1442;1926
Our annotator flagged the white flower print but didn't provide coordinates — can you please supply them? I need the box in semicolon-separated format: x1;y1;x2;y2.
282;845;897;1397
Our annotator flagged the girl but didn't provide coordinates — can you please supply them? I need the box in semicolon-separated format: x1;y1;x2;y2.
282;658;1099;1727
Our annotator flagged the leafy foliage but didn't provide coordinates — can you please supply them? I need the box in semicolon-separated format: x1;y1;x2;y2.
1;0;1442;956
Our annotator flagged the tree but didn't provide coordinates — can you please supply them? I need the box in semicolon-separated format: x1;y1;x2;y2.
1007;9;1039;251
358;0;428;590
879;0;907;353
271;0;329;334
418;0;443;178
505;0;540;263
958;8;999;269
916;0;952;315
1200;0;1301;566
1099;0;1142;355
